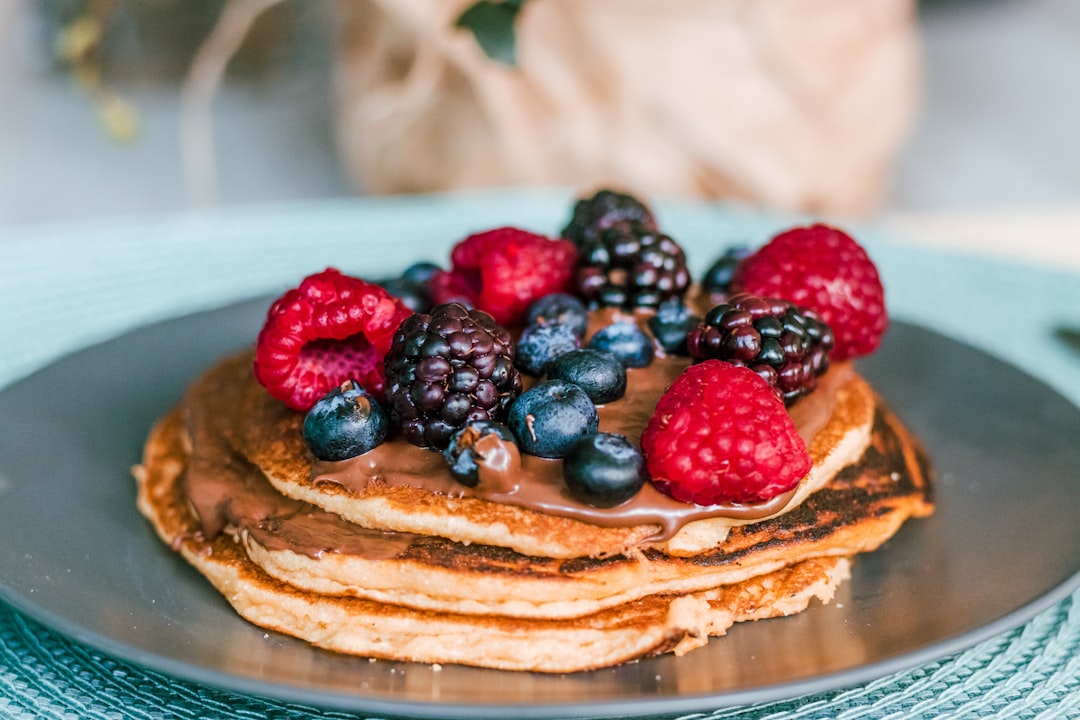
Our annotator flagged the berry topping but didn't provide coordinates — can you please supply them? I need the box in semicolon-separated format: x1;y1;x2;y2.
646;298;700;356
254;268;413;411
302;380;390;461
561;189;656;246
383;303;522;449
428;227;577;327
686;293;834;406
377;261;441;313
443;420;520;488
641;361;811;506
574;222;691;310
731;224;886;360
524;293;589;339
507;380;599;458
588;321;654;368
563;433;647;508
546;349;627;404
514;322;581;377
701;245;752;300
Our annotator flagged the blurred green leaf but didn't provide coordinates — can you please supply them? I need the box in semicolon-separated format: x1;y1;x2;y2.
455;0;527;66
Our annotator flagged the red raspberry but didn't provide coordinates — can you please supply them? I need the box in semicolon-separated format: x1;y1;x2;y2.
731;224;887;361
640;360;811;505
254;268;413;411
429;227;577;327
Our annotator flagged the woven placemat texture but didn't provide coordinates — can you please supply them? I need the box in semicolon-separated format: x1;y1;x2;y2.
2;191;1079;719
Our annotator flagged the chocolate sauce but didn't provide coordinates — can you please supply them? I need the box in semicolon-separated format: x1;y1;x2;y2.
181;354;419;561
312;357;853;541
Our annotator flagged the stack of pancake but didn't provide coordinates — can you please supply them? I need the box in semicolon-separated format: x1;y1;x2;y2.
134;331;933;672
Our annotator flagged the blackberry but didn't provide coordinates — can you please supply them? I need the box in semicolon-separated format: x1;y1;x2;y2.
575;222;691;310
561;189;656;246
686;293;834;406
384;303;522;449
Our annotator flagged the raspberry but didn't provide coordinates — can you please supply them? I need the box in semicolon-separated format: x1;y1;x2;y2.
383;303;522;449
428;227;577;327
640;361;811;505
560;189;656;246
731;224;886;361
253;268;413;412
686;293;833;406
575;222;691;309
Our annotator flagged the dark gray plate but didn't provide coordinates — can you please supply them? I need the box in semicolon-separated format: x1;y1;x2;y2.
1;301;1079;719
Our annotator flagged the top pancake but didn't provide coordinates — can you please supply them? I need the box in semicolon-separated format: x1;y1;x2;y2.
182;349;882;560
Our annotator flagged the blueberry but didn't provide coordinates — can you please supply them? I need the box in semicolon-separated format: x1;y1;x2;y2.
546;349;626;404
443;420;518;487
702;245;752;297
514;322;581;376
507;380;598;458
588;321;654;368
524;293;589;339
647;298;700;355
401;261;441;286
563;433;647;507
377;261;442;312
302;380;389;461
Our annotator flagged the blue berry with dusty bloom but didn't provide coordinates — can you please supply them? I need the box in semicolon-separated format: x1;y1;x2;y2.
588;321;654;368
647;298;700;356
546;349;626;404
302;380;389;461
514;322;581;376
563;433;647;507
443;420;519;488
524;293;589;339
507;380;598;458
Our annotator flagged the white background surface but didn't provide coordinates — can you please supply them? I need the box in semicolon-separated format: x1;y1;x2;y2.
0;0;1077;230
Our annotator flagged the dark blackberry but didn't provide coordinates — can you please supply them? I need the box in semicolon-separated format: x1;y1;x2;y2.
383;303;522;449
574;222;691;310
701;245;752;300
561;189;656;246
686;293;834;406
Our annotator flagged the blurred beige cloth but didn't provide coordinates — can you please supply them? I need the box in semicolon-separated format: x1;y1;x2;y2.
333;0;920;215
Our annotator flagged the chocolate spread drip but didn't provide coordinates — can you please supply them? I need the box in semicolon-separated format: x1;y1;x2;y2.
181;354;417;560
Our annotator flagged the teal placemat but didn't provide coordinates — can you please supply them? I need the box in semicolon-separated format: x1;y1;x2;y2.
2;190;1079;719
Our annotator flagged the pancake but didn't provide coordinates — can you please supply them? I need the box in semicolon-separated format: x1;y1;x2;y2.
200;350;878;560
134;411;851;672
